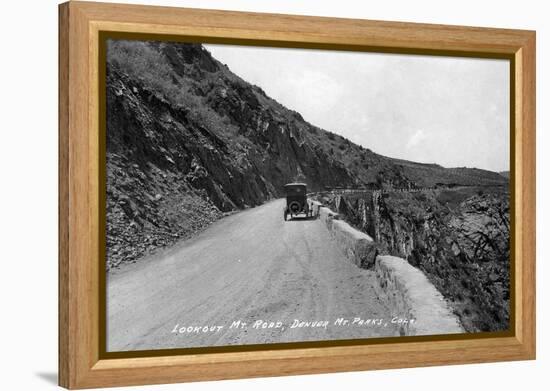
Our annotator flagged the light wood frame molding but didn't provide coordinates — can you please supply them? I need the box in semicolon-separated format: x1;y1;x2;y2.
59;1;536;389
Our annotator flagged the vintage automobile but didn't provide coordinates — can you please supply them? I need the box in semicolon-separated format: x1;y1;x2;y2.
283;182;312;221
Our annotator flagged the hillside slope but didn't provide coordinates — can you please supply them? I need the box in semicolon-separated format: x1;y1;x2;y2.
106;40;507;268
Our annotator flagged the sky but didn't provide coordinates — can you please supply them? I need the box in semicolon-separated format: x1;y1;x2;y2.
204;44;510;172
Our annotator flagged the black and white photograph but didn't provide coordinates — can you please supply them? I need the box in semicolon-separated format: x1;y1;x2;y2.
4;0;547;389
105;39;510;353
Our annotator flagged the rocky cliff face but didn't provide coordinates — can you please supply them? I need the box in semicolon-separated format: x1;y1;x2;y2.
106;41;355;268
106;40;508;270
320;186;510;332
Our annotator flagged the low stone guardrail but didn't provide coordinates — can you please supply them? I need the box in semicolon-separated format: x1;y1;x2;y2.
313;202;382;269
375;255;463;336
309;199;463;336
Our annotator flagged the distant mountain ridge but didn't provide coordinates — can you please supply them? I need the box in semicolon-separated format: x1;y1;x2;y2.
105;40;508;268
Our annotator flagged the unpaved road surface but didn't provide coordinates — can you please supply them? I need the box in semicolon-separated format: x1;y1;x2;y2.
107;199;399;352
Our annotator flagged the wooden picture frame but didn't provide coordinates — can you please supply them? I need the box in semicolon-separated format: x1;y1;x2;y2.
59;1;536;389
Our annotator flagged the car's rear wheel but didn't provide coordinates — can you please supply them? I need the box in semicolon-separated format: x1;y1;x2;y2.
288;201;301;215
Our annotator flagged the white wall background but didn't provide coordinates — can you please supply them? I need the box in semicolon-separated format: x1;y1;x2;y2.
0;0;546;389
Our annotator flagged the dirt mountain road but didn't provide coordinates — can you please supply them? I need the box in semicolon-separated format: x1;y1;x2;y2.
107;199;400;352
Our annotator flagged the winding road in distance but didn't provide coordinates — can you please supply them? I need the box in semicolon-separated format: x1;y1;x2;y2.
107;199;400;352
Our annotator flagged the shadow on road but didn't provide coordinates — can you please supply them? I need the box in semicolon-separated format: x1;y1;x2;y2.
284;215;319;222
